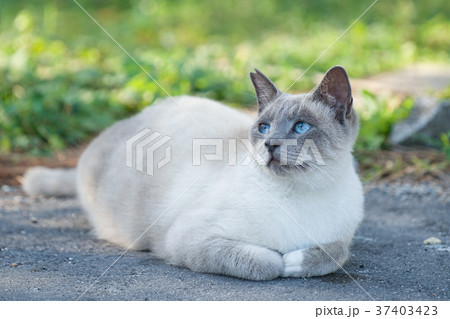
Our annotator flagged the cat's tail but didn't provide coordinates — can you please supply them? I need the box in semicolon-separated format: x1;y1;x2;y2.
22;166;77;197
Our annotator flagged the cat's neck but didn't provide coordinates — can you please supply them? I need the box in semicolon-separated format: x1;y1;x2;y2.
251;153;355;194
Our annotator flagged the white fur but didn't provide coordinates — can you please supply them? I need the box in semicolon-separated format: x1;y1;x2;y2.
22;166;77;197
23;96;364;279
282;249;305;277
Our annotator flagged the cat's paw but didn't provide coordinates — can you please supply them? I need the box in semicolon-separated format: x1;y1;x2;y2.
282;243;347;277
282;249;307;278
244;246;284;281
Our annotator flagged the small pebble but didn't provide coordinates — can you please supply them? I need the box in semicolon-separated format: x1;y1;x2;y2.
423;237;442;245
30;217;38;224
10;263;18;267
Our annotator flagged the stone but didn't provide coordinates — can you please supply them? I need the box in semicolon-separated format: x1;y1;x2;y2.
423;237;442;245
390;97;450;147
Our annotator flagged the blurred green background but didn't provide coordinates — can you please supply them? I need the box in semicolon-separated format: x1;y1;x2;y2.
0;0;449;163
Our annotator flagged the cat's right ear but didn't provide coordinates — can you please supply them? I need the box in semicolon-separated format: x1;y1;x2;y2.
313;66;353;124
250;68;281;113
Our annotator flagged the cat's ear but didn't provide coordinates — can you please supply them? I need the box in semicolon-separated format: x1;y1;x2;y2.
313;66;353;123
250;68;281;113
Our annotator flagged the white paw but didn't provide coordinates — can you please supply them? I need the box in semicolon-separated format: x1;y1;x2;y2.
282;249;305;277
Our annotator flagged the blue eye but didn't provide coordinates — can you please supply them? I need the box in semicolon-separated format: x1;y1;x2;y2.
258;123;270;134
294;122;311;134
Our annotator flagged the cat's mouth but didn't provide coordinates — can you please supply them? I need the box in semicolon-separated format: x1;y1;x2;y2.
268;157;279;166
267;157;290;175
266;156;309;175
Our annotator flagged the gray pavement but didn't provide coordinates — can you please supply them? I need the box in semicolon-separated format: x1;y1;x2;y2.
0;181;448;301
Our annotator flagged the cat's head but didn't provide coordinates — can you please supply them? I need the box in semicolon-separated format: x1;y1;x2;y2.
249;66;358;176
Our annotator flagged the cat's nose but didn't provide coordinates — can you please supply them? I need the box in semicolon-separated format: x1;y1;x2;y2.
265;141;278;153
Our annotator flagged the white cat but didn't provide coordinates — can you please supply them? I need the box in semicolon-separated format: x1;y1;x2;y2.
23;66;363;280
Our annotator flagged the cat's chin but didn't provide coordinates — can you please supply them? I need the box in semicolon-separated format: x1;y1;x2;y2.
265;159;305;176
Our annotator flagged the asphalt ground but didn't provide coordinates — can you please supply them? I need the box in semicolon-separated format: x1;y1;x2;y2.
0;181;448;300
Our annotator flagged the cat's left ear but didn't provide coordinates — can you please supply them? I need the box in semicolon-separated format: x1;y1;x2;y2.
313;66;353;123
250;68;281;113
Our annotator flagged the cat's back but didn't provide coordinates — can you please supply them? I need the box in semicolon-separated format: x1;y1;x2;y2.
79;95;254;189
139;95;254;138
80;95;253;166
76;96;254;247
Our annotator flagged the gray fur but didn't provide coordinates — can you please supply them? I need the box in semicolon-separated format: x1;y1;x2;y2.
250;68;281;113
290;241;349;278
167;236;283;280
249;66;359;176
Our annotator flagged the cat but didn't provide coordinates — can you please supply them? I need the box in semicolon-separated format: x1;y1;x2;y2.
22;65;364;280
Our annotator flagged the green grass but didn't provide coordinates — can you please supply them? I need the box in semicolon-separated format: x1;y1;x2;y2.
356;91;415;152
0;0;449;154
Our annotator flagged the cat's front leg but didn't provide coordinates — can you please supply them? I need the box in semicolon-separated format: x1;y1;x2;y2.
164;236;283;281
282;241;349;277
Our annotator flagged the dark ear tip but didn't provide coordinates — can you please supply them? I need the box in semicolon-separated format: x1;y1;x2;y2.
327;65;348;76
